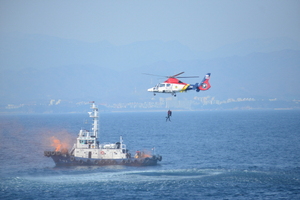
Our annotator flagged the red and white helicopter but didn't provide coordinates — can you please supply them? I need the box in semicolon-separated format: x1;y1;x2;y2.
144;72;211;96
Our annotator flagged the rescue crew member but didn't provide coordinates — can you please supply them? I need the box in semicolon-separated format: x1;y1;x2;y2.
166;110;172;122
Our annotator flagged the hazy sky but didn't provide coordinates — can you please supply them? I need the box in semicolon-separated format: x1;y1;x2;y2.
1;0;300;51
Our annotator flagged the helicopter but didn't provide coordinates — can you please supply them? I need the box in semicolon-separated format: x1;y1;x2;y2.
144;72;211;96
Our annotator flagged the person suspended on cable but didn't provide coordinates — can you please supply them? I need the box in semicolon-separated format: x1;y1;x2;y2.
166;109;172;121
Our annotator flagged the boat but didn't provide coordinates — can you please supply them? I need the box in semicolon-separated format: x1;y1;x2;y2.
44;102;162;166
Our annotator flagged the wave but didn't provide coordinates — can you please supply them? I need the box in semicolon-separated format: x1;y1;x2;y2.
2;167;300;200
20;168;226;184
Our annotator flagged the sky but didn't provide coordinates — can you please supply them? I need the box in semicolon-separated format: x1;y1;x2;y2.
1;0;300;52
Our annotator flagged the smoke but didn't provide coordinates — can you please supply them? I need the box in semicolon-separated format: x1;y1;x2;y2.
0;116;78;169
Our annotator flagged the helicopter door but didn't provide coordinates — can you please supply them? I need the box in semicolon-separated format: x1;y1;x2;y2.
158;83;166;92
166;84;172;92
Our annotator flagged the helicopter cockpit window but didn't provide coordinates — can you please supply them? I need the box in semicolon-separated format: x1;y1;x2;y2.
159;84;165;87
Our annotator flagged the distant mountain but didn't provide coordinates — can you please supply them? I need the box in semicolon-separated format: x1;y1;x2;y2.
0;33;198;71
1;49;300;105
206;38;300;58
1;33;300;71
1;33;300;105
0;65;121;104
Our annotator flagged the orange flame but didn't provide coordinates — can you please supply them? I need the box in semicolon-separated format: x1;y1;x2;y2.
142;154;152;158
135;150;152;158
50;136;69;151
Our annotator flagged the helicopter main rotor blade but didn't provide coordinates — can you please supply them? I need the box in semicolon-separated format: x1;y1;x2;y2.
143;72;199;78
142;73;167;77
176;76;199;78
170;72;185;77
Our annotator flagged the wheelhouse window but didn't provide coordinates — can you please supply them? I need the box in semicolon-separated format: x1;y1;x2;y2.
159;84;165;87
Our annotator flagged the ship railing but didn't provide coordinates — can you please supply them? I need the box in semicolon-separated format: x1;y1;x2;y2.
75;143;100;149
99;143;126;150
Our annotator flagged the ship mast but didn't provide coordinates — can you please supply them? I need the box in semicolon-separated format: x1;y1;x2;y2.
88;101;99;140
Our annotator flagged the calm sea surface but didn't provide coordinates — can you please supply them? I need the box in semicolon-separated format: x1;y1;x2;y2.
0;110;300;199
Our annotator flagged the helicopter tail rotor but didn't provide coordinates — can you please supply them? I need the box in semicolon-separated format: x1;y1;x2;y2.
197;73;211;91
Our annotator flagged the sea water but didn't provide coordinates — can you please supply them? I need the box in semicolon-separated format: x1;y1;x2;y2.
0;110;300;199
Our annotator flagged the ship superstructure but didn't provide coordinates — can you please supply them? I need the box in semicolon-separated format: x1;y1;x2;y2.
44;102;162;166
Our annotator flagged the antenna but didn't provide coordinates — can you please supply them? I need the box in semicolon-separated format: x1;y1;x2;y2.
89;101;99;140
